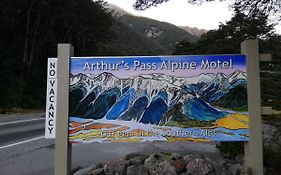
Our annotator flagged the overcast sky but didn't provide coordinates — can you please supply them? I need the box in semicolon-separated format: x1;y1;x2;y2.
106;0;281;34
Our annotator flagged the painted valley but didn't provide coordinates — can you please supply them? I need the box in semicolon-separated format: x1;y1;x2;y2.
68;56;248;143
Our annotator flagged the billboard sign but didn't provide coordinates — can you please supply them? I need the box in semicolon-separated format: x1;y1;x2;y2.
68;55;248;143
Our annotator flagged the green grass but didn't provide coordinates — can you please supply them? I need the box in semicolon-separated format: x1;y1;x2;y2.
0;107;43;116
232;105;248;112
214;105;248;112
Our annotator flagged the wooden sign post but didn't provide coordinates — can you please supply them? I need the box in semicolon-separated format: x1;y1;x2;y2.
54;44;73;175
241;40;263;175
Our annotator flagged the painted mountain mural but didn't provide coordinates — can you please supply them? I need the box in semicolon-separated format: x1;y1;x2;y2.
69;55;249;143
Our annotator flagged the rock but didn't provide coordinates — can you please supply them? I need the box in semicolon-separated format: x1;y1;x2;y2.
148;160;177;175
171;152;182;159
186;157;216;175
228;163;242;175
211;159;232;175
88;168;105;175
124;153;147;165
170;153;187;173
104;160;130;175
144;152;188;174
124;153;147;160
183;154;195;164
144;152;173;168
172;158;187;173
126;165;149;175
73;167;91;175
72;167;83;175
129;158;145;166
72;152;247;175
73;169;89;175
235;166;250;175
73;164;103;175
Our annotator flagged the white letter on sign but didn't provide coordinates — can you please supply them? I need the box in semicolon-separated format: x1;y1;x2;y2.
45;58;57;139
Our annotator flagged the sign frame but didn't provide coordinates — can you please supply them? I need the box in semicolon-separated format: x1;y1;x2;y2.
68;54;249;143
53;40;264;175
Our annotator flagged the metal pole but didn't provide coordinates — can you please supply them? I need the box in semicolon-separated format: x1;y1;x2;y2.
241;40;263;175
54;44;73;175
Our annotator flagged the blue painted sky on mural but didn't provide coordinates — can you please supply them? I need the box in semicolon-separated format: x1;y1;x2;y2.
70;55;246;78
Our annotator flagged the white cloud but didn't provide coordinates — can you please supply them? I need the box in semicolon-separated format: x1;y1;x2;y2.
275;22;281;34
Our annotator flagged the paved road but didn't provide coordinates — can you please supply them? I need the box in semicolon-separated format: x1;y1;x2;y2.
0;114;45;148
0;113;218;175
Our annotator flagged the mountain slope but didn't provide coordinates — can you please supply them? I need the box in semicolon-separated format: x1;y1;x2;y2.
179;26;208;37
106;3;199;54
100;19;167;55
106;3;132;17
117;14;198;53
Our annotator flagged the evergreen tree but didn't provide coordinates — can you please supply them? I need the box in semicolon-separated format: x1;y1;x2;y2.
0;0;114;110
174;8;276;55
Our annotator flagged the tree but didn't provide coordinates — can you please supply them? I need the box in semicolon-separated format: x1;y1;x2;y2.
173;7;281;162
174;7;276;55
133;0;281;21
134;0;168;10
0;0;114;110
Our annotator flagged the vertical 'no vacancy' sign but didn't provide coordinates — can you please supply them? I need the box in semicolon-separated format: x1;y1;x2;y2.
45;58;57;138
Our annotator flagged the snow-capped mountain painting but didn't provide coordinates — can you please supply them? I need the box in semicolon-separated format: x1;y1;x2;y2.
68;55;249;143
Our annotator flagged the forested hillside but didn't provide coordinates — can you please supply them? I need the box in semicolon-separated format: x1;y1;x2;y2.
0;0;280;113
99;19;167;56
107;3;199;53
0;0;114;111
117;14;198;53
0;0;200;112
